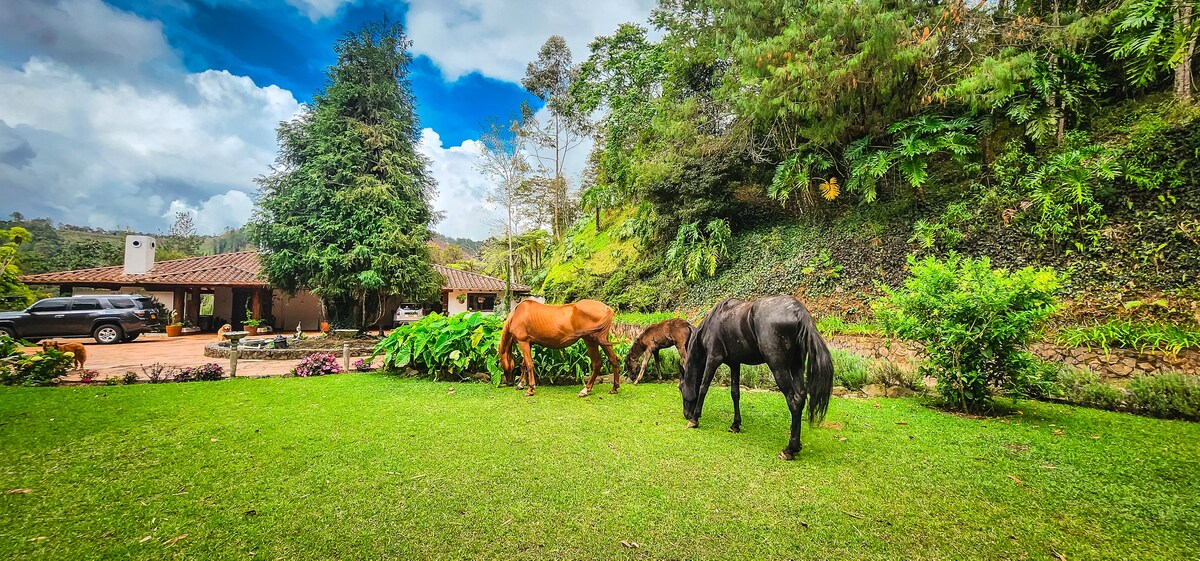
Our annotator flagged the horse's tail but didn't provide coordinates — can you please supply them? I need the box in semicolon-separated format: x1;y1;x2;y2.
800;315;834;425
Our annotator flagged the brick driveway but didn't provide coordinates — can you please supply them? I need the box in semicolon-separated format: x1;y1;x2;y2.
28;333;375;382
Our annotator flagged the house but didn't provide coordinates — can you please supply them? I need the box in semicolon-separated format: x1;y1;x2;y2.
19;236;532;330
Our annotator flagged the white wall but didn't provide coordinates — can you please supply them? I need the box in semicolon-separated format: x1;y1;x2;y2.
273;290;323;331
446;289;470;315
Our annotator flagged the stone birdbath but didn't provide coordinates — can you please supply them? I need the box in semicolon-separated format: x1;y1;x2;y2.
222;331;249;377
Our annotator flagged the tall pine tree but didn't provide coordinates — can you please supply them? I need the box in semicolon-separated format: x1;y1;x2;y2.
250;19;440;329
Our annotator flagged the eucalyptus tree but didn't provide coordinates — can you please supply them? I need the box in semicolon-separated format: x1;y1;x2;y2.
250;19;440;328
522;35;590;240
478;109;535;311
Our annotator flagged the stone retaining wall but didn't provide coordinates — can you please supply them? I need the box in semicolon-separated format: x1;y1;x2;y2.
826;334;1198;379
616;323;1199;380
203;342;377;360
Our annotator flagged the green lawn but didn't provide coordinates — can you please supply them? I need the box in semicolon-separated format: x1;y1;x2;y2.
1;375;1197;560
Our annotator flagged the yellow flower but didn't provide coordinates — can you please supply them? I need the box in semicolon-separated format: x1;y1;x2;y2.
63;351;75;358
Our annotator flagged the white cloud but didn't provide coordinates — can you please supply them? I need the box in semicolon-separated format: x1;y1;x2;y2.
284;0;356;22
406;0;657;82
418;128;501;239
418;109;595;241
165;190;256;234
0;0;301;235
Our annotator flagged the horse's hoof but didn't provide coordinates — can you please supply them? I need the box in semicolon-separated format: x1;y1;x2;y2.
729;426;741;433
608;388;619;394
578;389;589;397
778;450;795;461
685;420;699;429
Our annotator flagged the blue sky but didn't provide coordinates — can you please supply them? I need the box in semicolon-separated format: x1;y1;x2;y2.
103;0;536;146
0;0;655;238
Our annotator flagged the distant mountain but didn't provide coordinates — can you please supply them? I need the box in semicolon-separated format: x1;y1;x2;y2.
433;233;483;256
2;214;253;275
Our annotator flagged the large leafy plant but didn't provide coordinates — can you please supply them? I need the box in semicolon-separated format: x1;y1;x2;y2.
373;312;624;385
875;255;1063;411
374;312;505;381
665;219;732;282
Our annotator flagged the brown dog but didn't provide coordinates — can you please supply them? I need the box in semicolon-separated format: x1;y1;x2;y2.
40;340;87;370
216;323;232;340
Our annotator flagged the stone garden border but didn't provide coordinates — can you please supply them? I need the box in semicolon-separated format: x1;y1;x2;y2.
203;341;377;360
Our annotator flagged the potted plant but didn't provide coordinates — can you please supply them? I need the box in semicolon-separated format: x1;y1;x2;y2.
180;320;201;334
165;311;183;337
243;309;262;336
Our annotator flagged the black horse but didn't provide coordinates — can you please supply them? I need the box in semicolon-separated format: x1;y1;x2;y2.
681;295;834;460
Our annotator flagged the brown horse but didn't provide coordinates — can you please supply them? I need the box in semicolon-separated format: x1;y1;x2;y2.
498;299;621;397
624;319;694;384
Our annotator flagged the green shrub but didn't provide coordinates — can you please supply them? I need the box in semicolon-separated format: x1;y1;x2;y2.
1012;358;1065;400
832;350;869;391
1127;374;1200;421
1075;382;1125;410
1;347;72;387
121;371;138;385
875;254;1063;411
1;334;22;360
869;360;924;392
1050;366;1124;410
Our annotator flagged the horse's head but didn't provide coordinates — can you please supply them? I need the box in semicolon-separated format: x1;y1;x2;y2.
498;349;517;385
622;341;644;381
679;328;705;424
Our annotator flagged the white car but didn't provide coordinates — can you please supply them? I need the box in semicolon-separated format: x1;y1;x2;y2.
393;303;425;326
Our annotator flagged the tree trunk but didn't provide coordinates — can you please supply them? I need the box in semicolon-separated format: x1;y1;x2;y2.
506;186;515;312
1052;0;1064;144
1176;2;1196;101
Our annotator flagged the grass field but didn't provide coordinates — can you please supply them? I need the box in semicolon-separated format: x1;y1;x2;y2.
1;375;1198;560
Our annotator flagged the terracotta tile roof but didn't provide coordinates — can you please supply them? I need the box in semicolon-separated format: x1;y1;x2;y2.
21;252;529;292
20;251;266;287
433;264;530;292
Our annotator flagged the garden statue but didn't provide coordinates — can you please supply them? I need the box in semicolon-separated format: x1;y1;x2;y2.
295;322;303;340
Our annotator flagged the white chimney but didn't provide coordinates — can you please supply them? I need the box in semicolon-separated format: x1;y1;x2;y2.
123;235;157;275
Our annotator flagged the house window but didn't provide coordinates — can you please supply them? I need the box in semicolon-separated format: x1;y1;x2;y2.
467;293;496;312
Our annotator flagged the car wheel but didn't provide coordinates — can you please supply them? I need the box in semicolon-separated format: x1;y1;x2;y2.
123;333;141;342
0;326;16;339
93;324;125;344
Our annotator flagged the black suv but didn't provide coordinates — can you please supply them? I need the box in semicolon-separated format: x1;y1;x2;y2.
0;295;161;344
